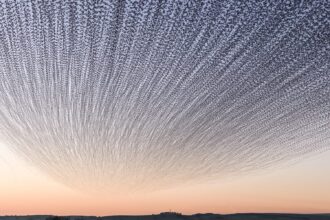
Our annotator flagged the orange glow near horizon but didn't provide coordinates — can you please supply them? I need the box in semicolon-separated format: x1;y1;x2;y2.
1;143;330;216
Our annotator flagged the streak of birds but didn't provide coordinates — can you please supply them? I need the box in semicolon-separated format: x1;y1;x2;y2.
0;0;329;191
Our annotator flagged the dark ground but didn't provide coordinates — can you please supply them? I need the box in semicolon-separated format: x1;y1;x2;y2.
1;213;330;220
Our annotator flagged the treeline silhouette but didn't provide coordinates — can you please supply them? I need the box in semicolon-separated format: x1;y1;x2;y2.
1;213;328;220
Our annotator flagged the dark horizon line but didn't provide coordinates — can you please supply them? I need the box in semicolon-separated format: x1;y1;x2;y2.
1;212;330;217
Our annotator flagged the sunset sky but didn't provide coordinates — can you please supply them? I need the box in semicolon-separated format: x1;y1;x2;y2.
0;0;329;216
1;143;330;215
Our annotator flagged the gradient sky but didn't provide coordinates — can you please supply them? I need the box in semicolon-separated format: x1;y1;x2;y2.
1;143;330;215
0;0;330;215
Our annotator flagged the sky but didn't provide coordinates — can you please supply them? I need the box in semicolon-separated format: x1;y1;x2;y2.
0;0;329;215
1;143;330;215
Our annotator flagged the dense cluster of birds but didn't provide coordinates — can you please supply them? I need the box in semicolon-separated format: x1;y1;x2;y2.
0;0;329;191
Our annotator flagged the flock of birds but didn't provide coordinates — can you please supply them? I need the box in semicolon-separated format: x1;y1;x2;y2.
0;0;329;191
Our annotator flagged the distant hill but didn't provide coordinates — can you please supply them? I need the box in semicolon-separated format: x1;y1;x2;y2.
1;213;330;220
